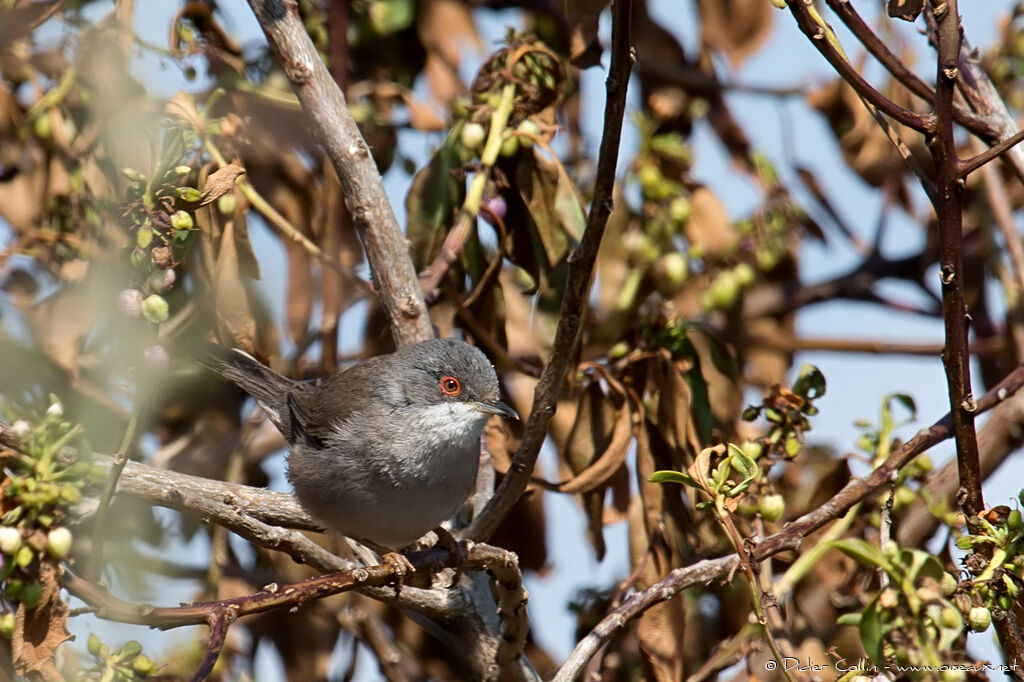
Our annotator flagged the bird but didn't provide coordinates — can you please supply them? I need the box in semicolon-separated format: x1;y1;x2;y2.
197;338;518;551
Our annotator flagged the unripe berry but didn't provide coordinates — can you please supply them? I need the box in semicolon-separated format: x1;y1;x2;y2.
46;527;72;559
141;294;169;324
969;606;991;632
759;494;785;522
170;210;193;231
0;527;22;554
460;122;486;151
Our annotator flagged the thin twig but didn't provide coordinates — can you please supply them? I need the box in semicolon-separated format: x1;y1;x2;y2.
958;128;1024;178
784;0;935;134
82;399;141;580
245;0;433;347
464;0;634;542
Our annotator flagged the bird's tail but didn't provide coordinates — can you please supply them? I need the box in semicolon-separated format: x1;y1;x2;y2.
194;343;295;437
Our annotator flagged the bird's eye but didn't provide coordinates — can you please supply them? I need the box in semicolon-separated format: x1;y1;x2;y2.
439;376;461;396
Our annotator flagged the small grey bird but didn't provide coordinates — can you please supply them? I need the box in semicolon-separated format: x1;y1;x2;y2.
199;338;517;550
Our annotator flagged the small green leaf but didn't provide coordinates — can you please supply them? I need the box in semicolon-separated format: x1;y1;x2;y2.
828;538;891;572
649;470;698;487
858;593;884;665
793;364;826;400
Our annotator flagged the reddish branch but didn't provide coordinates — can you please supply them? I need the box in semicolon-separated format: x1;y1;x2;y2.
244;0;433;347
553;363;1024;682
930;0;983;518
784;0;935;134
465;0;634;541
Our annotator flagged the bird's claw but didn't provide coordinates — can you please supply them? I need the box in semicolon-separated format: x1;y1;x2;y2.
381;552;415;593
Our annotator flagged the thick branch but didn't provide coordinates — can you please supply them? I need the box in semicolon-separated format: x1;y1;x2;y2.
464;0;634;541
930;0;983;517
245;0;432;347
551;363;1024;682
785;0;935;134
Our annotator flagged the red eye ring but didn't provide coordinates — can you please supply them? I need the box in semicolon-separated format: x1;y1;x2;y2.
439;376;461;396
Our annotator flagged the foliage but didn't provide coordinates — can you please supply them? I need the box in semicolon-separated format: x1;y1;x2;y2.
0;0;1023;680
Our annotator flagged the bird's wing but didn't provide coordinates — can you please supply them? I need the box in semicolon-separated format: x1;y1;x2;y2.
286;356;389;445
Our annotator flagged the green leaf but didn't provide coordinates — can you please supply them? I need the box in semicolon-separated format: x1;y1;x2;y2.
793;364;826;400
859;594;884;665
406;132;465;271
649;470;698;487
836;612;862;627
828;538;891;572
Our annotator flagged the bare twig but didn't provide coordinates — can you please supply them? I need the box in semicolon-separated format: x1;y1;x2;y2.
930;0;983;518
784;0;935;134
824;0;990;135
744;331;1003;357
82;400;141;580
551;363;1024;682
465;0;634;542
245;0;432;347
958;128;1024;178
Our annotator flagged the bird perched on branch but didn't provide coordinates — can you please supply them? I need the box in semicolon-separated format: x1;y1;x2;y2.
197;338;517;552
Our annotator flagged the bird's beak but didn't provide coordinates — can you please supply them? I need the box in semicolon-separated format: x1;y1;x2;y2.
474;400;519;420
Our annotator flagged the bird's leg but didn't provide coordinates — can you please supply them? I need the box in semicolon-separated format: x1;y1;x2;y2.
432;526;470;586
357;538;416;593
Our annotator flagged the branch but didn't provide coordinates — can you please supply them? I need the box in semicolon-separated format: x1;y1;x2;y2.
958;128;1024;178
551;362;1024;681
465;0;634;542
784;0;935;134
245;0;432;347
930;0;983;518
744;332;1003;357
824;0;991;135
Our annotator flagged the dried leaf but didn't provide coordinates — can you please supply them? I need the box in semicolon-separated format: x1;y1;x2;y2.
567;0;610;68
698;0;774;68
516;152;585;267
555;393;633;495
165;91;203;132
26;285;93;380
198;163;246;206
401;93;446;131
684;186;735;256
12;562;70;682
214;217;257;350
418;0;480;104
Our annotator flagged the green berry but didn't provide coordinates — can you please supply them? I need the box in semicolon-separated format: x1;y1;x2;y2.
141;294;169;324
46;527;72;559
759;494;785;522
516;119;539;147
0;527;22;555
459;122;486;151
969;606;991;631
170;210;193;231
499;134;520;157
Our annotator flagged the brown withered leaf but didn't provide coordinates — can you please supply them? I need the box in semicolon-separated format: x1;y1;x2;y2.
567;0;610;68
655;357;701;469
401;93;446;132
684;185;735;256
165;90;203;132
637;598;686;682
888;0;925;21
516;151;586;267
13;562;69;682
418;0;480;105
807;79;931;190
556;389;633;495
698;0;774;68
213;217;257;351
26;285;94;380
198;163;246;206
